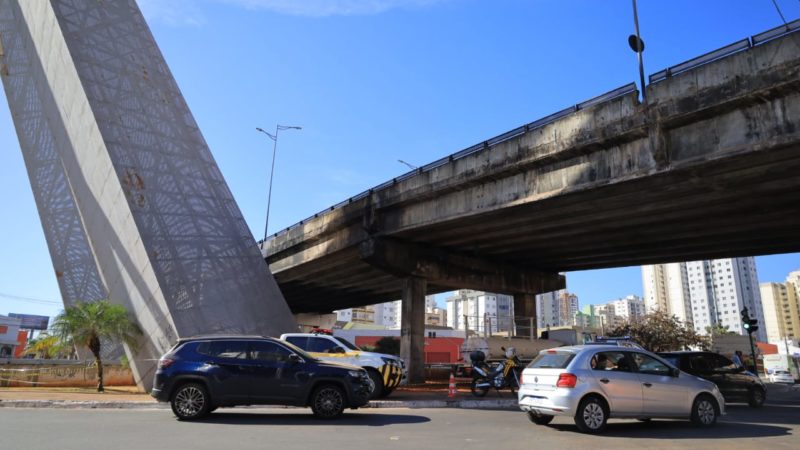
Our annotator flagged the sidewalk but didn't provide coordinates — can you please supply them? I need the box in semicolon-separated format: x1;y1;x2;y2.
0;383;519;410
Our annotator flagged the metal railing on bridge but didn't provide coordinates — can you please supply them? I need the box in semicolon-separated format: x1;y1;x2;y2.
263;19;800;247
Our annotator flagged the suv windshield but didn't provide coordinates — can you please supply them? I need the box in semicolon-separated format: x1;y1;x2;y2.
337;337;360;351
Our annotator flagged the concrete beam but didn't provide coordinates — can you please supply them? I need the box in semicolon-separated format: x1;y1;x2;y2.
359;237;564;294
400;276;426;385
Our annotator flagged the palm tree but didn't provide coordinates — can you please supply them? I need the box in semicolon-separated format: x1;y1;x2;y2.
25;335;63;359
51;300;142;392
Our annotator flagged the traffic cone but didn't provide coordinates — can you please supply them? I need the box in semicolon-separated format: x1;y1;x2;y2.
448;373;457;398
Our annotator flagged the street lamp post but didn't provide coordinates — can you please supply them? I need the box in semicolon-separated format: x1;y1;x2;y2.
256;125;301;252
628;0;647;103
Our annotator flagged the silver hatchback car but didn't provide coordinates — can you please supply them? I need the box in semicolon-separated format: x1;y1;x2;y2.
518;345;726;433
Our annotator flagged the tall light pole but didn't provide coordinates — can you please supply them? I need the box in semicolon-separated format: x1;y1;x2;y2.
628;0;647;103
256;125;301;252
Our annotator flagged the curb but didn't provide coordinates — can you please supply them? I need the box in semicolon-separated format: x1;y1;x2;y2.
0;398;519;411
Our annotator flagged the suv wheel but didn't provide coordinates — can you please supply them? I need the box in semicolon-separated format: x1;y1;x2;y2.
171;383;211;421
748;387;765;408
527;411;554;425
367;370;384;399
311;385;346;419
690;394;718;427
574;396;608;433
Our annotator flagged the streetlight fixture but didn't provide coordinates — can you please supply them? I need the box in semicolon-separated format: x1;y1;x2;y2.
397;159;417;170
256;125;302;251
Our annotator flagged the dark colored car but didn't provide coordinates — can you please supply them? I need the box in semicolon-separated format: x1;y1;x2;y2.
151;335;372;420
658;351;766;408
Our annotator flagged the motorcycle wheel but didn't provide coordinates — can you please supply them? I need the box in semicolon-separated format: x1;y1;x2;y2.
471;378;490;397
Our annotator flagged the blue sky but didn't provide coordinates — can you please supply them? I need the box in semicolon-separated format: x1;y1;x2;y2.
1;0;799;318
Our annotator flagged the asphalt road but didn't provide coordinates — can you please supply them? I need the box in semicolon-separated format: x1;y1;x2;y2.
1;399;799;450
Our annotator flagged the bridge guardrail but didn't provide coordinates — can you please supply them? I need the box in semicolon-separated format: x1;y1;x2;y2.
265;82;636;243
649;18;800;84
264;20;800;245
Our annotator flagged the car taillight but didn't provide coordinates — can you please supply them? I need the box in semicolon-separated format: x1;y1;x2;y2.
519;373;524;385
556;373;577;388
158;358;175;369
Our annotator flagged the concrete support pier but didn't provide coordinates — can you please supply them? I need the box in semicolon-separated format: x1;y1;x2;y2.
400;276;427;385
514;293;538;339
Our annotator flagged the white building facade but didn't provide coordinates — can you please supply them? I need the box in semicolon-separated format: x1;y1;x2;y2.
642;258;766;341
446;290;514;333
642;263;693;326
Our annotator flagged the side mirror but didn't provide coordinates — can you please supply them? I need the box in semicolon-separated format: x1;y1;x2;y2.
333;346;346;354
288;354;303;364
671;368;680;377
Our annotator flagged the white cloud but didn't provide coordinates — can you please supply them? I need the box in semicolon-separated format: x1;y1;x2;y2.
137;0;207;26
217;0;446;17
137;0;447;25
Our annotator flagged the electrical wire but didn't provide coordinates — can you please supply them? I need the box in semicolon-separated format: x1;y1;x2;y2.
0;291;61;305
771;0;789;25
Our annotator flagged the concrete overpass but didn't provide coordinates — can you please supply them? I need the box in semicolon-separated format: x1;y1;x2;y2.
266;22;800;382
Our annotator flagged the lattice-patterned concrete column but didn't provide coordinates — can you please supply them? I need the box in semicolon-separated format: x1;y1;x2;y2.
0;0;296;390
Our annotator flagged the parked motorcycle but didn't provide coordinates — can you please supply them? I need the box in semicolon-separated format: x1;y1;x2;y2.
469;346;522;397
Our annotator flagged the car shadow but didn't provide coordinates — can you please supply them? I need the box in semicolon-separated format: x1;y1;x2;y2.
197;411;431;426
723;404;800;426
548;419;791;439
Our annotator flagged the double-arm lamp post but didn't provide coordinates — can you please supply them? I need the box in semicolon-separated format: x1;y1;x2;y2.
256;125;301;251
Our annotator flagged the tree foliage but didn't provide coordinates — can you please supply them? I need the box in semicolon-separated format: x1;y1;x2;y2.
705;324;735;336
51;300;142;392
25;335;71;359
609;310;704;352
374;336;400;356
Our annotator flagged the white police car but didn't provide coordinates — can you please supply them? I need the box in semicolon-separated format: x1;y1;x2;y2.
280;330;405;398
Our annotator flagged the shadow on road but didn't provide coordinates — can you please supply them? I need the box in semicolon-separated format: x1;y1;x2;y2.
548;420;791;439
722;404;800;426
196;411;431;427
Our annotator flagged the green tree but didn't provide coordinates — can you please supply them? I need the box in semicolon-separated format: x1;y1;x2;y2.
705;324;734;336
51;300;142;392
374;336;400;356
609;310;704;352
25;335;64;359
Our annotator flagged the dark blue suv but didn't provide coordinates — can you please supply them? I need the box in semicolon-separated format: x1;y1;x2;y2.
151;335;372;420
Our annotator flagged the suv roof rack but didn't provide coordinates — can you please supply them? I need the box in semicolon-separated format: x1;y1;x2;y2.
176;334;269;343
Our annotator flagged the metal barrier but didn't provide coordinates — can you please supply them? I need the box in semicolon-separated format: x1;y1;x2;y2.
267;20;800;244
649;18;800;84
267;82;637;241
457;313;538;341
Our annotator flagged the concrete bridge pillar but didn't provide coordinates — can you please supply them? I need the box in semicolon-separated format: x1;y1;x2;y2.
400;276;427;385
514;293;538;339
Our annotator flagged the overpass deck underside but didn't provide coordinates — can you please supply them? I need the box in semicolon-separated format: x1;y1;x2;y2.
276;143;800;313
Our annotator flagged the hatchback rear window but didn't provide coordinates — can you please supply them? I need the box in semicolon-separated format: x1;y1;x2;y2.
528;352;575;369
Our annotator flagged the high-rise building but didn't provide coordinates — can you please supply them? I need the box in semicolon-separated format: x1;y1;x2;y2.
335;299;402;328
591;295;646;330
642;258;766;341
760;282;789;344
558;292;580;327
535;290;559;329
445;290;514;333
760;270;800;343
642;263;692;326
